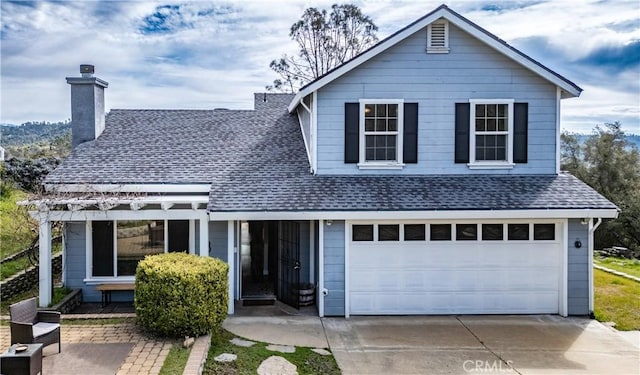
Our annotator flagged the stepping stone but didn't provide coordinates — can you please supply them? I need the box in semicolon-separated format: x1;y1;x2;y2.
214;353;237;362
311;348;331;356
257;356;298;375
266;344;296;353
230;337;256;347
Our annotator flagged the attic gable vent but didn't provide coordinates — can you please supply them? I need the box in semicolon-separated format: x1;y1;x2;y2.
427;20;449;53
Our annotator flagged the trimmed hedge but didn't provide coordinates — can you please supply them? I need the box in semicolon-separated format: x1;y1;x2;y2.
135;253;228;337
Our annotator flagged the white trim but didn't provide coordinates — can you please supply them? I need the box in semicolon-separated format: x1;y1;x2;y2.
236;221;241;300
296;107;312;169
45;184;211;193
344;220;350;318
588;218;602;314
312;91;318;174
318;220;325;317
469;99;514;167
309;221;315;284
358;163;405;170
188;219;195;255
209;209;618;221
358;99;404;167
199;219;208;256
61;223;67;285
288;6;581;112
227;220;235;314
556;87;562;174
467;162;514;170
84;277;135;284
38;219;52;307
21;195;209;208
32;209;208;222
560;219;569;317
85;221;92;282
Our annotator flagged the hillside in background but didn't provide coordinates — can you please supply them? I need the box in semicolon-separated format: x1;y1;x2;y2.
1;121;71;159
0;120;638;159
1;121;71;146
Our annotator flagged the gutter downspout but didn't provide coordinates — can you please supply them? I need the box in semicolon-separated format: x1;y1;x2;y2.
589;217;602;317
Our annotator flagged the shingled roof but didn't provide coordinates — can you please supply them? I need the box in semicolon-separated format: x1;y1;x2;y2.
47;93;615;213
46;93;297;185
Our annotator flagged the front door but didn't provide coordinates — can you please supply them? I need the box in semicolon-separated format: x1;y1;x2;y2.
278;221;300;309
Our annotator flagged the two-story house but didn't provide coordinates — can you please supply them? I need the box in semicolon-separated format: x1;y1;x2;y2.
32;5;617;318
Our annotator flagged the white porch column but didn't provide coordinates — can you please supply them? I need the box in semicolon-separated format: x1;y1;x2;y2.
188;219;195;255
227;221;235;315
199;219;209;256
38;219;52;307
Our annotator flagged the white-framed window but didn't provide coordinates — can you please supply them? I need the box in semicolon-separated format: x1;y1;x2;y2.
469;99;514;169
358;99;404;169
88;219;192;279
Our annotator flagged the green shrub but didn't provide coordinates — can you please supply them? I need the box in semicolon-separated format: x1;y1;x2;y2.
135;253;228;337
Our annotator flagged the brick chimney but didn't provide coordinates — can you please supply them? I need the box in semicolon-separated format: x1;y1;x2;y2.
66;64;109;148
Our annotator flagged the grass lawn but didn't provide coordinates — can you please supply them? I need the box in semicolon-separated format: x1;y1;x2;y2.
594;256;640;278
594;269;640;331
159;343;191;375
0;256;31;280
0;187;36;259
203;328;340;375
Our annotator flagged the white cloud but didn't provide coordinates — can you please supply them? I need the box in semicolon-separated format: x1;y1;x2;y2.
1;0;638;134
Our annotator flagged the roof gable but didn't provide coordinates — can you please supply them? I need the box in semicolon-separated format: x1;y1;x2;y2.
288;4;581;112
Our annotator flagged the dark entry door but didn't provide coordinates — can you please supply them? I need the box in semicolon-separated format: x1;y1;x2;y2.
278;221;300;309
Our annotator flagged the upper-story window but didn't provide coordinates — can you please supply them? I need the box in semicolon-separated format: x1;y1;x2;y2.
358;99;404;169
455;100;528;169
345;100;418;168
470;100;513;166
362;101;403;165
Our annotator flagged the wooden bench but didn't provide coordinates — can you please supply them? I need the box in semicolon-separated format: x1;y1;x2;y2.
95;283;135;307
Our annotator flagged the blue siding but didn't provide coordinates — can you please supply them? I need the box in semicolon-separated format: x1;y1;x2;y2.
323;220;345;316
209;221;227;262
299;221;311;283
315;22;557;175
567;219;590;315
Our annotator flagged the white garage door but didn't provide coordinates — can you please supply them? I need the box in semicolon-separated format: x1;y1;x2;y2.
349;222;562;315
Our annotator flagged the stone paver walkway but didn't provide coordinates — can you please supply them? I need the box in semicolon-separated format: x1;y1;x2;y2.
0;323;172;375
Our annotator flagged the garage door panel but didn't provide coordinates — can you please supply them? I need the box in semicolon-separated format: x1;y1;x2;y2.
349;230;562;315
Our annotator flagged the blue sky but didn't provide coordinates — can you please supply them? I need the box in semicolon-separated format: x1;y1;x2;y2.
1;0;638;133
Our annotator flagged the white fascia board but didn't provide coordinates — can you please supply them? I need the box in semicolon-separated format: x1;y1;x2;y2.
287;7;580;113
210;208;618;221
445;13;581;97
21;195;209;206
45;183;211;193
30;209;208;222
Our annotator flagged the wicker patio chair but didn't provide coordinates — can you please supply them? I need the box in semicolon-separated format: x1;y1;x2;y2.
9;297;61;353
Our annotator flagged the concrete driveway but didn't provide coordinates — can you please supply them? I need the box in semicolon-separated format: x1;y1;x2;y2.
322;315;640;375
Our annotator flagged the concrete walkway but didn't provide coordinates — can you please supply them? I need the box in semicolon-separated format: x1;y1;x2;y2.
223;316;329;348
225;315;640;375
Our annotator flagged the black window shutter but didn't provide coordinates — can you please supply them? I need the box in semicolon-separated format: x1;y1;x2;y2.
513;103;528;163
454;103;470;163
92;221;114;277
403;103;419;163
344;103;359;163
